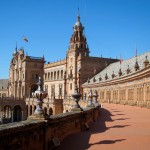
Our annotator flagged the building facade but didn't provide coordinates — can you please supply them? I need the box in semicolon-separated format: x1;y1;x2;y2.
82;52;150;108
8;48;45;98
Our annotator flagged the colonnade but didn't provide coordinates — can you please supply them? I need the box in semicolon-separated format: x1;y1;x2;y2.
90;81;150;108
0;105;25;124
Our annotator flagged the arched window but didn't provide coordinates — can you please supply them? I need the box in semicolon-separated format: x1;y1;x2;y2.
54;71;56;80
61;70;63;79
48;73;50;80
51;72;53;80
57;71;59;79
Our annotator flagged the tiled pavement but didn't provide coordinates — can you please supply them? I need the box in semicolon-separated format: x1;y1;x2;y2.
59;103;150;150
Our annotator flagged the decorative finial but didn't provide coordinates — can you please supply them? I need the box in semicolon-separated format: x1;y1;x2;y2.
99;75;102;81
135;45;138;60
127;65;131;74
37;77;43;91
144;55;149;68
134;60;139;71
78;8;80;17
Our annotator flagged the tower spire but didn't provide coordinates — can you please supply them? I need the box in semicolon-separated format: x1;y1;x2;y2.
15;42;18;52
135;44;138;60
13;42;18;55
77;8;80;22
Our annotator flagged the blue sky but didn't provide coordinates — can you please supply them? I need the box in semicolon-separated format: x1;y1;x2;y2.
0;0;150;79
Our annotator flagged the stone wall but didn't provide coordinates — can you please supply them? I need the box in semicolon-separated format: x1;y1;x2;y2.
0;106;100;150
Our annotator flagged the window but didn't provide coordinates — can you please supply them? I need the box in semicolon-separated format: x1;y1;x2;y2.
36;74;38;79
54;72;56;80
61;70;63;79
70;83;72;90
32;74;34;79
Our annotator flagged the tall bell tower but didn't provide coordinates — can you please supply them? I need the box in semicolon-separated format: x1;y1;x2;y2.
66;14;89;97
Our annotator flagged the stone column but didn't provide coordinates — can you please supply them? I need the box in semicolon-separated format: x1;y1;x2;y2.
143;83;146;102
28;104;30;116
104;89;106;102
21;111;24;121
11;111;14;122
110;89;113;103
126;87;128;104
0;110;1;118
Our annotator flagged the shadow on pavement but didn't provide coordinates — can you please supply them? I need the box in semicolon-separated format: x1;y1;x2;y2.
59;108;126;150
91;139;126;145
107;125;130;130
114;118;130;121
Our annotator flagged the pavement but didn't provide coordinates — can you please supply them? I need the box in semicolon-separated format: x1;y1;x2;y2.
58;103;150;150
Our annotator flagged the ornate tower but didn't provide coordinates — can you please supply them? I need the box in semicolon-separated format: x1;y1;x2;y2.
66;14;89;97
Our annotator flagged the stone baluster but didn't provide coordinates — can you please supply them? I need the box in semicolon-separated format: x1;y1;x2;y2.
93;90;100;107
71;84;82;111
87;89;95;107
28;77;48;120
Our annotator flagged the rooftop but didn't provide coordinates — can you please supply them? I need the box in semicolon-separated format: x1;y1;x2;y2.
0;79;8;90
84;51;150;85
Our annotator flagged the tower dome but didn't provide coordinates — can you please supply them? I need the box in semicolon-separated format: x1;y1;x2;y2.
74;15;82;27
73;14;84;31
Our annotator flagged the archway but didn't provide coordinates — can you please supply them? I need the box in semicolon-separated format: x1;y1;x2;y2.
30;105;32;116
49;107;53;115
26;105;28;117
44;107;47;115
13;105;22;122
30;84;38;97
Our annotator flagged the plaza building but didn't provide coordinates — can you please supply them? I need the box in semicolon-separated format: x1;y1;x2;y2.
82;51;150;108
1;48;45;123
1;14;150;118
7;15;117;116
44;15;118;100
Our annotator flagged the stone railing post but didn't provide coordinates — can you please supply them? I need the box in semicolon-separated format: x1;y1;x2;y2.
71;84;82;111
28;77;48;120
87;89;95;107
93;90;100;107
